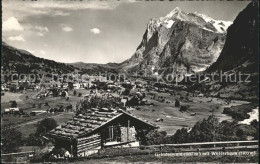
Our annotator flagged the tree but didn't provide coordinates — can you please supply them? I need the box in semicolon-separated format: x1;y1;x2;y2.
2;126;23;153
122;88;130;96
25;133;44;146
175;99;180;107
250;119;259;139
171;128;189;143
77;95;123;114
180;105;189;112
10;101;17;108
236;128;245;138
36;118;58;136
140;130;168;145
51;88;59;97
188;115;220;142
127;96;139;106
9;85;17;92
68;82;74;90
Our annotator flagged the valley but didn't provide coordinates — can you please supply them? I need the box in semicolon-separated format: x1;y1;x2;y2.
1;1;258;163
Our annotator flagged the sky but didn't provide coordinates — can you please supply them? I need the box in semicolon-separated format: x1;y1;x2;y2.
2;0;250;64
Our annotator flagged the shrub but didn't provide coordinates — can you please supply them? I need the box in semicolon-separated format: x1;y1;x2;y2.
36;118;58;136
140;130;168;145
2;126;23;153
180;105;188;112
9;101;17;108
175;100;180;107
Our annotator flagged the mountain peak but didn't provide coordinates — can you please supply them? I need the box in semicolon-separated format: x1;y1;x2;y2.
165;7;181;18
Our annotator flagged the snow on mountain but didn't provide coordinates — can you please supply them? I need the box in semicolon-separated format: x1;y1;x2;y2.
163;20;175;28
152;7;233;34
193;12;233;33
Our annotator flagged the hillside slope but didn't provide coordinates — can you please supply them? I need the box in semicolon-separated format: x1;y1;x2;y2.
208;2;258;73
204;2;259;100
1;42;76;81
1;42;122;82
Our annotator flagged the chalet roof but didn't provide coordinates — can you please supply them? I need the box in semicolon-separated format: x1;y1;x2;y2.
49;108;157;140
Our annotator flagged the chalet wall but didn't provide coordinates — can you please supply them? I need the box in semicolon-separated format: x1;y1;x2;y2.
120;126;136;142
76;134;101;156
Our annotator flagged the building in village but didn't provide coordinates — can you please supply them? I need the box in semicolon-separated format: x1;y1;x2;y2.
49;108;157;157
73;83;81;89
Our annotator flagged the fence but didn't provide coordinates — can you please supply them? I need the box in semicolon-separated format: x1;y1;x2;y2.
143;140;259;152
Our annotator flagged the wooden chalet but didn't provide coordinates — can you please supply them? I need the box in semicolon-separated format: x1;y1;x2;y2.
49;108;157;157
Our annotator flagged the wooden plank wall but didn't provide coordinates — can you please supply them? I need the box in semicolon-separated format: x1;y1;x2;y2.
77;134;101;155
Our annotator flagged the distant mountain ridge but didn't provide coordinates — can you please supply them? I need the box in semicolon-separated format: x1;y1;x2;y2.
70;62;121;74
1;42;121;82
1;42;76;79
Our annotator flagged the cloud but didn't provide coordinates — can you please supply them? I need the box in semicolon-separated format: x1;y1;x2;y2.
37;32;45;37
61;25;73;32
35;26;49;36
27;1;120;10
2;0;122;21
40;50;45;55
8;35;25;42
3;17;24;31
90;28;101;34
52;10;70;16
35;26;49;32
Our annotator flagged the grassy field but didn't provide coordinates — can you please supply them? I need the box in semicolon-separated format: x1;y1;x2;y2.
1;89;89;139
1;92;24;103
129;90;250;135
15;113;75;139
1;89;91;113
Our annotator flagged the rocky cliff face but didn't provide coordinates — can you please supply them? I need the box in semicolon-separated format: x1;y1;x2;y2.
208;2;258;73
121;7;232;76
204;2;258;100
